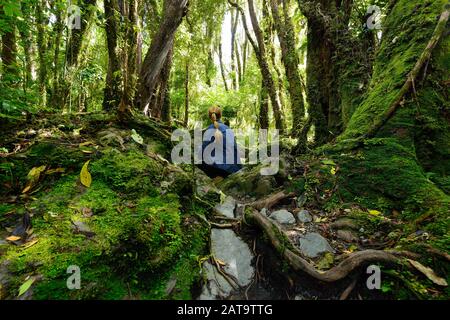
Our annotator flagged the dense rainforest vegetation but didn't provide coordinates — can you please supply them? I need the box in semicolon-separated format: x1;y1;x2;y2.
0;0;448;300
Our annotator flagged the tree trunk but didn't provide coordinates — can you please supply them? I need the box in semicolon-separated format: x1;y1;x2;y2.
35;0;47;107
51;6;64;105
328;0;450;227
1;19;18;80
123;0;140;107
231;0;283;130
184;61;189;126
218;38;229;91
18;1;35;87
270;0;305;136
259;80;269;129
136;0;188;111
230;8;239;90
103;0;122;112
60;0;96;110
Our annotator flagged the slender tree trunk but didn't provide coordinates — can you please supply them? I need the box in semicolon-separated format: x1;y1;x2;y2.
184;61;189;126
136;0;188;111
246;0;283;130
270;0;305;136
18;1;34;87
159;45;174;122
259;80;269;129
123;0;140;107
235;39;243;85
218;38;229;91
36;0;47;107
230;8;239;90
51;6;64;105
103;0;122;111
60;0;96;110
242;36;248;79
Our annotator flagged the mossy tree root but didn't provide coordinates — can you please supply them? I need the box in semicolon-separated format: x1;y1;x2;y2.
245;208;404;283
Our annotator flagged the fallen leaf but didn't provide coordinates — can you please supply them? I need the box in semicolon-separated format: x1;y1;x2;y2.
46;168;65;175
80;160;92;188
321;159;336;166
314;217;328;223
6;235;21;241
22;239;38;249
368;210;381;216
131;129;144;145
408;259;448;287
18;278;35;297
22;165;46;193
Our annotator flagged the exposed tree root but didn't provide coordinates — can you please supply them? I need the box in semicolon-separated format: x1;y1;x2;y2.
250;191;296;210
244;208;407;283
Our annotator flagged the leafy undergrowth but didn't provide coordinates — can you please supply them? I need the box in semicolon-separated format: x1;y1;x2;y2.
0;118;210;300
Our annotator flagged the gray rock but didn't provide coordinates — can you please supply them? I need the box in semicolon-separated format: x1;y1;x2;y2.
336;230;358;243
255;177;274;197
297;210;312;223
199;229;254;300
330;218;358;230
198;261;234;300
72;220;95;237
298;232;334;258
270;209;295;225
214;196;236;218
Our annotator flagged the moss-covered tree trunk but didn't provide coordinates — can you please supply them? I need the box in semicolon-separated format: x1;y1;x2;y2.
270;0;305;136
325;0;449;240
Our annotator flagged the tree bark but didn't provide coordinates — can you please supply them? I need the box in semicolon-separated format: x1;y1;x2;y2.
270;0;305;136
103;0;122;112
229;0;283;130
218;38;229;91
136;0;188;111
259;80;270;129
184;61;189;126
35;0;47;107
230;8;239;90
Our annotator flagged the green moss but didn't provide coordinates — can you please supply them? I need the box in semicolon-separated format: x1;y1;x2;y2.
90;147;162;197
0;144;209;299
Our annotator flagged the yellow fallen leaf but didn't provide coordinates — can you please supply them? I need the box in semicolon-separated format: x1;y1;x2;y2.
22;165;46;193
368;210;381;216
22;239;38;249
6;235;21;241
46;168;65;175
80;160;92;188
22;185;31;194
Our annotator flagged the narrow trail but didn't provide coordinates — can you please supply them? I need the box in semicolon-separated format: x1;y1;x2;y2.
195;168;366;300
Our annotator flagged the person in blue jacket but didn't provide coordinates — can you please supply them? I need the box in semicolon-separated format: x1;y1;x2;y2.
199;106;242;178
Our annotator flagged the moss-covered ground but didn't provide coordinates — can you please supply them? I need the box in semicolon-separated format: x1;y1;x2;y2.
0;118;210;300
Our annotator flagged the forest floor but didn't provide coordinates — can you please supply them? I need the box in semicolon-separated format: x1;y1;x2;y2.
0;113;448;300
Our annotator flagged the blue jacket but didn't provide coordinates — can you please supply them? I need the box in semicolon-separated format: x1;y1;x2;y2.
201;121;242;174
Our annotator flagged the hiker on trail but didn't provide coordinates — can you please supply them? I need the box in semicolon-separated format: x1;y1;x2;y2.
199;106;242;178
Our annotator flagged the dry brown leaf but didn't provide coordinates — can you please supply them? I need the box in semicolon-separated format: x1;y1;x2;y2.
408;259;448;287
